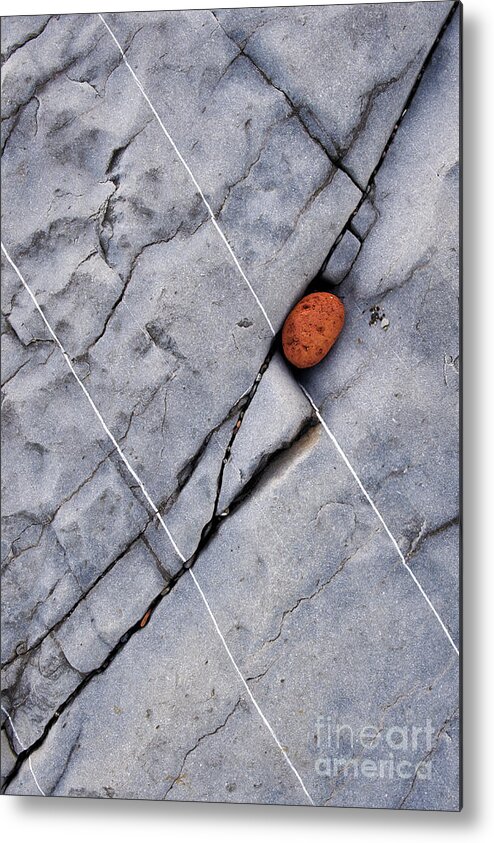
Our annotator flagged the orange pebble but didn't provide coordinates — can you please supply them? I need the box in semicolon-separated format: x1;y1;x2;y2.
140;609;152;628
282;292;345;369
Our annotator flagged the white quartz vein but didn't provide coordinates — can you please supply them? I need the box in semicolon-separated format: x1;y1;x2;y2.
0;241;314;806
98;13;275;337
97;15;459;658
1;704;46;796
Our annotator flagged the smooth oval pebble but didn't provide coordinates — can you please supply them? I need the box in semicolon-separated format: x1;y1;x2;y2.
281;291;345;369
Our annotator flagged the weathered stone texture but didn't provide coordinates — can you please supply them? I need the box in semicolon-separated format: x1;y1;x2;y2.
1;4;460;809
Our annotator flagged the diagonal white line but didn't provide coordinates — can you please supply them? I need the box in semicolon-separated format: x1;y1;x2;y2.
98;12;459;659
98;13;276;337
2;13;457;797
1;241;314;806
299;385;459;657
1;704;46;796
189;569;314;805
1;242;185;564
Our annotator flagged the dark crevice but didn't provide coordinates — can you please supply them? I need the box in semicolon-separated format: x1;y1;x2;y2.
245;658;279;684
1;16;55;65
293;106;363;192
0;530;144;675
209;11;363;195
211;2;459;305
157;389;250;517
181;340;279;569
4;644;81;753
1;450;120;669
1;597;159;792
336;50;423;170
1;2;459;794
2;338;286;688
348;223;364;244
218;409;318;517
2;284;305;747
3;229;315;796
216;411;318;522
313;0;460;282
1;335;314;792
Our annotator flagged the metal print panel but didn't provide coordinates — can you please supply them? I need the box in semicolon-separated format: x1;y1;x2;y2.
1;1;461;810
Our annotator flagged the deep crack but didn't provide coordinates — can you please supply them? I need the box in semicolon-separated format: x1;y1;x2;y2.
209;11;363;194
316;1;460;281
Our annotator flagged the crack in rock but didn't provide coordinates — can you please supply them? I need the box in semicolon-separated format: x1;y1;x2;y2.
336;51;422;169
1;345;317;787
162;697;243;799
257;533;370;659
47;721;83;796
314;0;460;283
406;515;459;563
1;3;460;799
1;16;55;65
324;656;458;805
398;705;459;809
210;10;363;194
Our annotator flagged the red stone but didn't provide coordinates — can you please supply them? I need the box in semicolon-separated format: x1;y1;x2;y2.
282;292;345;369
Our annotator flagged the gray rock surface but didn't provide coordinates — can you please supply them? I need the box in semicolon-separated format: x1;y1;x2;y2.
7;426;459;808
214;2;454;187
217;354;314;514
299;6;461;644
1;342;116;667
1;14;53;65
321;230;361;286
0;728;17;787
1;6;361;694
1;7;361;747
351;196;379;240
54;539;166;675
1;3;460;810
5;568;306;803
2;632;82;752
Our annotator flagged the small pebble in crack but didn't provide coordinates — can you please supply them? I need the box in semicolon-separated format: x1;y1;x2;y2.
281;292;345;368
139;608;152;628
